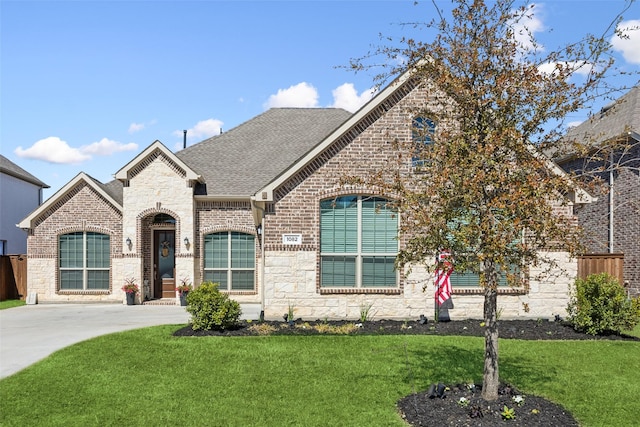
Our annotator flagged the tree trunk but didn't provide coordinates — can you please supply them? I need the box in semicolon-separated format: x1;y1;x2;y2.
482;262;499;401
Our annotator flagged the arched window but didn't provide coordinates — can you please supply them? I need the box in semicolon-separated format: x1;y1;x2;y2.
153;213;176;224
320;196;398;288
203;231;255;291
59;232;110;290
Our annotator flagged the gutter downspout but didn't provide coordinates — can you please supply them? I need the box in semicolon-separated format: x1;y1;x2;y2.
609;151;614;253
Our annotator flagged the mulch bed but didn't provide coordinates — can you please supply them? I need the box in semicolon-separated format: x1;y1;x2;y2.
173;319;638;426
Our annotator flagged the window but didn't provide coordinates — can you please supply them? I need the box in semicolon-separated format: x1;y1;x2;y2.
449;265;518;287
59;232;110;290
203;232;255;291
320;196;398;288
0;240;6;256
412;116;436;167
445;215;523;288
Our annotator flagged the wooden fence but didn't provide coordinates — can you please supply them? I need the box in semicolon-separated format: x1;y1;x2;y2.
577;253;624;285
0;255;27;301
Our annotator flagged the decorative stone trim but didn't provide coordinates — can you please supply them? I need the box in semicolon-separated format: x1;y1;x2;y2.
128;149;187;180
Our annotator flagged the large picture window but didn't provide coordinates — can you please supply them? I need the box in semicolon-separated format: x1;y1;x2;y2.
320;196;398;288
59;232;110;290
203;231;255;291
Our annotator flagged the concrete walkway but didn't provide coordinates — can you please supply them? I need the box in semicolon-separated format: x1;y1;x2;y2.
0;304;191;379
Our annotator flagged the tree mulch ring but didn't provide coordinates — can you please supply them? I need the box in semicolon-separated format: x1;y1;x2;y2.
398;382;579;426
173;319;637;426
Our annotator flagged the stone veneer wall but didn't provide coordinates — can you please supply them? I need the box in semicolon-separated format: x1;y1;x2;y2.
26;181;123;302
122;154;195;298
262;251;575;320
261;82;579;320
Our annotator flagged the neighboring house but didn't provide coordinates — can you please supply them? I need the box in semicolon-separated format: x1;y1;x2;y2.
555;86;640;298
19;71;588;319
0;155;49;255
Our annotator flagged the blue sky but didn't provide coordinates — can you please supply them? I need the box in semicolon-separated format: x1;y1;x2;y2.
2;0;639;200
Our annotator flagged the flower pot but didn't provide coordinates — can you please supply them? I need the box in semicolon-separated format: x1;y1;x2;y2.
179;292;188;306
126;293;135;305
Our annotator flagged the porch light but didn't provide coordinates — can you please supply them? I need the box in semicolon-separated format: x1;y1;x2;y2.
184;237;189;246
126;237;132;247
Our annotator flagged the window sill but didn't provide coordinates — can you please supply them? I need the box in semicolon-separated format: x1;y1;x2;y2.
453;287;528;296
320;288;401;295
223;290;257;296
57;290;111;295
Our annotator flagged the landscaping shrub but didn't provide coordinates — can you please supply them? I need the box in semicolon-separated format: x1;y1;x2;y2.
186;282;242;330
567;273;640;335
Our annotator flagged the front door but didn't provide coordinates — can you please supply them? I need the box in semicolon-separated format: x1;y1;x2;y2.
154;230;175;299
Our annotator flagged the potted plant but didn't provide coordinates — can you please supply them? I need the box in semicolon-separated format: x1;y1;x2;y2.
176;278;192;306
122;278;139;305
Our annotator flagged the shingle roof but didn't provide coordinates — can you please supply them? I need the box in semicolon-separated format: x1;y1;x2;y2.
176;108;352;196
0;155;49;188
94;177;123;205
563;85;640;148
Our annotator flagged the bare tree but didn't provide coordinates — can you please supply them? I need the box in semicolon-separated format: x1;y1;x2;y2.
348;0;637;400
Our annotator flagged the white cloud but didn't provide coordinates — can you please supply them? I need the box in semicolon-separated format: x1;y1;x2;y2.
566;120;583;128
14;136;90;164
330;83;376;112
80;138;138;156
264;82;319;109
174;118;224;141
510;3;545;54
128;122;145;133
611;19;640;65
538;61;593;77
14;136;138;164
128;119;157;134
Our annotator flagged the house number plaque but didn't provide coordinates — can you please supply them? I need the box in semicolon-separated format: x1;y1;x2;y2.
282;234;302;245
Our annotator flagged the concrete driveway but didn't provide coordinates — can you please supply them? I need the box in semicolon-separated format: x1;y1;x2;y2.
0;304;190;379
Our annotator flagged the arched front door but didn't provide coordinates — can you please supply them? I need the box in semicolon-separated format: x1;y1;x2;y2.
154;230;175;299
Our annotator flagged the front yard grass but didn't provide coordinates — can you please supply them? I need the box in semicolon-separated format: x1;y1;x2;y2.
0;299;25;310
1;325;639;426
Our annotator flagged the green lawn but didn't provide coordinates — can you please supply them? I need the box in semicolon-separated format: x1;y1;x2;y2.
1;325;639;427
0;299;25;310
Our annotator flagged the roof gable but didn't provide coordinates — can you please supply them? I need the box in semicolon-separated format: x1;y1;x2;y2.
114;140;201;183
253;68;593;206
255;69;420;201
18;172;122;229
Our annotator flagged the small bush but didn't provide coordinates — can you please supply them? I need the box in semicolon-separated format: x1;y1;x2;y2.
567;273;640;335
186;282;242;331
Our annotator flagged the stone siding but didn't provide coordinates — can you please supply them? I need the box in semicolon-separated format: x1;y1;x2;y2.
122;154;195;293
